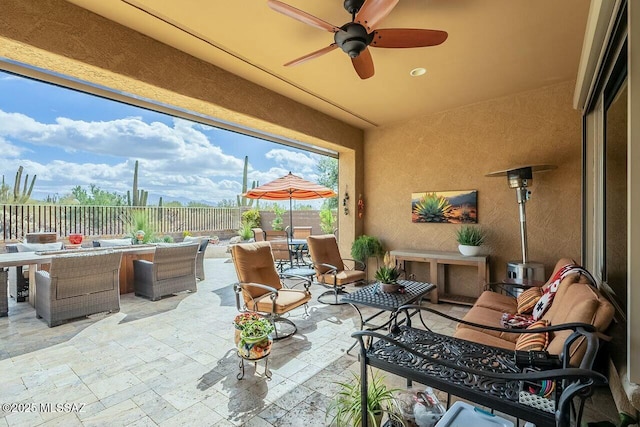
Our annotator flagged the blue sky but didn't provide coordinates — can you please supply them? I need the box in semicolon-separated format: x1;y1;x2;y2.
0;69;330;206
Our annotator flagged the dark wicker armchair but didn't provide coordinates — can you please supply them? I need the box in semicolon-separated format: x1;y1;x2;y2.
35;251;122;327
133;243;199;301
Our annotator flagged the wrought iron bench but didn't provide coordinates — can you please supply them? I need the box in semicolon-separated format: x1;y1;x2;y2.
352;304;608;427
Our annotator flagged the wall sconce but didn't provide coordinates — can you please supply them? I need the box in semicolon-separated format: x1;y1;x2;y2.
343;192;350;215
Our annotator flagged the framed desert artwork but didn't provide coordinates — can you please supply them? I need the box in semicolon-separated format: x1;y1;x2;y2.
411;190;478;223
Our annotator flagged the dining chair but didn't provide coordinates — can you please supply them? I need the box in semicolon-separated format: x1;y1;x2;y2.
307;234;366;304
231;241;311;340
265;230;292;271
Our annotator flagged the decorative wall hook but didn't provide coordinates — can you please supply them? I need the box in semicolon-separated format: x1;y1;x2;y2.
343;192;350;215
357;194;364;218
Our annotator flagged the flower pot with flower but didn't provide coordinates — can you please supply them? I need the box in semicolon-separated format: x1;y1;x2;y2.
233;312;275;360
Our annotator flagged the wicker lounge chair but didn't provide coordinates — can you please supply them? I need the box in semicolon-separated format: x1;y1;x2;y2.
133;243;199;301
35;251;122;327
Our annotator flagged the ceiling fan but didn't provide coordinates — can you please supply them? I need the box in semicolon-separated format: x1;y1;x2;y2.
267;0;448;80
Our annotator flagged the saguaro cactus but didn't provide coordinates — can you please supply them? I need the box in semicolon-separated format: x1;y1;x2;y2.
127;160;149;207
0;166;36;203
236;156;259;208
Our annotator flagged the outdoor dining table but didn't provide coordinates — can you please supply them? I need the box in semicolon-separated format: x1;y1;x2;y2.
0;245;157;307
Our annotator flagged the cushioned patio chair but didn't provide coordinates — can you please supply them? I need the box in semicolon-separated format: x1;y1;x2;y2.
35;251;122;327
231;241;311;340
6;242;63;302
265;230;292;271
307;234;366;305
133;243;199;301
252;228;265;242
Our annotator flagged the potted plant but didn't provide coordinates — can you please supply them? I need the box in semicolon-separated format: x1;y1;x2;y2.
375;252;402;293
455;225;486;256
233;312;275;360
327;371;404;427
351;235;384;270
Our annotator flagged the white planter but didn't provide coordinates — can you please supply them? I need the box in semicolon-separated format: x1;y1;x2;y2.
458;244;482;256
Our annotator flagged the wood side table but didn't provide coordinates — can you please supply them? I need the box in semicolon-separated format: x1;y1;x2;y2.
390;249;490;305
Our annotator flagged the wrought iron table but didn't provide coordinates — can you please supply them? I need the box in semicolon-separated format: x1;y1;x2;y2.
342;280;436;351
352;307;606;427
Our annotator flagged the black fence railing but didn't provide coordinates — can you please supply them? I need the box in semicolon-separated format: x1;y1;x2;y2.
0;204;241;241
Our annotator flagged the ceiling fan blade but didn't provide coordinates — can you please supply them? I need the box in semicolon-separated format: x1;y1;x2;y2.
268;0;340;32
371;28;448;48
284;44;338;67
351;48;374;79
355;0;399;32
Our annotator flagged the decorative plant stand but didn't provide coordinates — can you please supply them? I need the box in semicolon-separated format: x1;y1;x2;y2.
237;351;272;380
235;330;273;380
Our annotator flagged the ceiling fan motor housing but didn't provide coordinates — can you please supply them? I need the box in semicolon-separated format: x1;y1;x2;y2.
335;22;374;57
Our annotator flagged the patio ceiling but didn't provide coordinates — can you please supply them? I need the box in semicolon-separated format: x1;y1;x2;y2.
64;0;590;129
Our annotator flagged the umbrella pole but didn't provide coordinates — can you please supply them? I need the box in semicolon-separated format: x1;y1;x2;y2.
289;197;293;237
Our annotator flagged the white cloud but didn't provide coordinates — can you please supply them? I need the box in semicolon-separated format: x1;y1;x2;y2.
265;149;318;174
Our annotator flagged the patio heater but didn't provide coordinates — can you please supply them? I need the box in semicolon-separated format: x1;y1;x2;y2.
486;164;557;284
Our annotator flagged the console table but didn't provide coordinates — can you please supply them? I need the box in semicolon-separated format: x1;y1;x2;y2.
390;249;490;305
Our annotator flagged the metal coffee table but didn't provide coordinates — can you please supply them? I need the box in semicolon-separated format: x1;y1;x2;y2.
342;279;436;352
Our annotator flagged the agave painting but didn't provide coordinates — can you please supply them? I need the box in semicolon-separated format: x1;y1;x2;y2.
411;190;477;223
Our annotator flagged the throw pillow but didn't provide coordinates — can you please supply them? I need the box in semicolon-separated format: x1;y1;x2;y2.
501;312;535;329
97;238;133;247
515;319;550;351
16;242;64;252
517;287;544;314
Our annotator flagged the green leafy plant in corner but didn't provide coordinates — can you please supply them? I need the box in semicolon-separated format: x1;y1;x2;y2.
327;371;403;427
413;192;452;223
351;235;384;265
455;225;485;246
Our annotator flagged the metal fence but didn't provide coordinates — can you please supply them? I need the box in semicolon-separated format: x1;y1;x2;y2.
0;204;241;241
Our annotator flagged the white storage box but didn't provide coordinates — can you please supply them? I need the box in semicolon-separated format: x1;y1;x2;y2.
435;401;514;427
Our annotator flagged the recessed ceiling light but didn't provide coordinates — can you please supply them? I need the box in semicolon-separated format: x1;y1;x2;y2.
410;68;427;77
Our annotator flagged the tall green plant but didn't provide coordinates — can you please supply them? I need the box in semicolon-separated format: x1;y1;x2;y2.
271;204;285;231
319;208;336;234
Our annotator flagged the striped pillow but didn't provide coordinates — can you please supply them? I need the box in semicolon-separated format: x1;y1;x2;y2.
515;319;550;351
516;287;544;314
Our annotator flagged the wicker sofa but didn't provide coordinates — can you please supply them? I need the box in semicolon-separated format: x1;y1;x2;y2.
454;258;615;365
133;243;199;301
35;251;122;327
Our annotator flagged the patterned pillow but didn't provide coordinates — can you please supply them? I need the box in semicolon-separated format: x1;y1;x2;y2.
515;319;550;351
516;287;543;314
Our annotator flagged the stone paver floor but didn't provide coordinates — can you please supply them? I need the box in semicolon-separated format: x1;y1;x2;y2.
0;258;619;426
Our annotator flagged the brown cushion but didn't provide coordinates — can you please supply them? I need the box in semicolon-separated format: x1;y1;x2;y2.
517;287;543;314
515;319;550;351
317;269;366;286
231;242;282;301
453;328;515;351
475;290;517;313
247;288;311;314
458;305;519;343
307;235;345;274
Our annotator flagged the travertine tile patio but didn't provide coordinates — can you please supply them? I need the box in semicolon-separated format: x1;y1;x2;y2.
0;257;619;426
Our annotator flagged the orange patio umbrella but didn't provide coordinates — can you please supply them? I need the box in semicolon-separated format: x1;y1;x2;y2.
243;172;337;231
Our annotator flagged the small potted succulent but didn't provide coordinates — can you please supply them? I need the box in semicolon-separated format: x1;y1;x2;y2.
375;252;402;293
455;225;486;256
233;312;275;360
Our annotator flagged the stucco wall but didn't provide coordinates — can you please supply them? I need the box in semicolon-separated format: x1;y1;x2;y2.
364;81;582;291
